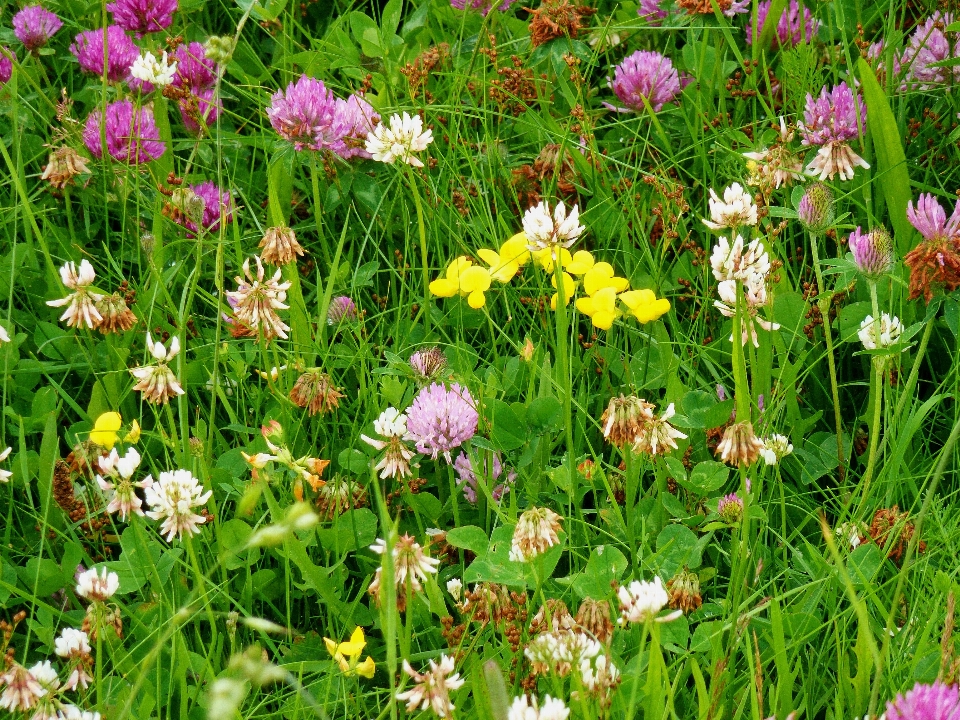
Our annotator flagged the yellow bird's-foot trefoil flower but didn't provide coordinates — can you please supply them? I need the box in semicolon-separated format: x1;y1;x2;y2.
576;286;620;330
90;412;122;450
429;257;492;309
621;289;671;323
324;627;375;678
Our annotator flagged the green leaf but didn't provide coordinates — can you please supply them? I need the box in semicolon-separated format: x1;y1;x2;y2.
218;519;257;570
446;525;489;555
316;508;378;554
381;0;403;38
681;461;729;494
653;524;702;577
526;396;562;435
485;399;526;452
857;58;912;254
572;545;628;600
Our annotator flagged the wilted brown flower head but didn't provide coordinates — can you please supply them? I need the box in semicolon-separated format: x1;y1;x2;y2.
904;239;960;304
526;0;596;47
529;599;575;635
600;395;655;448
289;369;344;416
42;146;91;189
94;292;137;334
315;474;367;521
715;421;763;467
868;505;926;564
259;225;304;266
666;568;703;614
575;597;614;643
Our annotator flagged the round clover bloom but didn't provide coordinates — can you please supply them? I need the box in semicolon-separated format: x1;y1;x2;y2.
361;408;418;479
453;450;515;503
42;146;92;189
759;433;793;465
606;50;682;113
83;100;165;164
225;256;292;340
107;0;178;36
848;226;894;279
410;347;448;385
174;181;233;236
718;492;745;523
76;567;119;601
510;506;563;562
143;469;212;541
638;0;669;23
55;628;94;692
0;47;15;85
327;296;358;325
634;403;687;456
95;291;137;334
405;382;479;461
799;82;869;181
744;117;805;190
12;6;62;51
289;369;344;416
0;663;45;712
716;421;764;466
259;225;304;266
886;681;960;720
129;50;178;90
172;41;217;91
370;534;440;595
365;111;433;167
70;26;139;82
905;193;960;303
797;182;836;234
130;332;185;404
901;13;960;88
617;576;679;624
333;93;380;159
396;655;465;718
97;446;147;521
746;0;820;49
522;200;585;256
858;313;903;350
46;259;104;329
600;394;655;448
703;183;758;231
451;0;518;15
508;694;570;720
267;75;343;152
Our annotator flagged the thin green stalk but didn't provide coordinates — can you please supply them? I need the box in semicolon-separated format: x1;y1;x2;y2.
809;233;846;482
405;167;431;335
552;260;576;518
856;282;884;512
309;154;331;271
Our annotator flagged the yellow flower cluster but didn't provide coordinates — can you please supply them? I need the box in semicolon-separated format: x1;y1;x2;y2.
429;232;671;330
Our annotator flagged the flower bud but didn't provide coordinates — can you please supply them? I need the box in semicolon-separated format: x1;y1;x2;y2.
204;35;236;65
718;493;744;524
848;226;894;279
797;182;835;233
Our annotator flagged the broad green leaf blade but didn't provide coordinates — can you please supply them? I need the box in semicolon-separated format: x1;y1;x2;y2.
857;58;912;254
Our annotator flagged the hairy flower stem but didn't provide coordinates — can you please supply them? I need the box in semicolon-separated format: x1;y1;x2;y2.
308;153;331;271
406;166;431;335
553;260;576;520
809;233;846;482
856;282;884;512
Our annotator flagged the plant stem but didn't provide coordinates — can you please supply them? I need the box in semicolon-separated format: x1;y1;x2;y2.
809;233;846;482
856;281;884;512
552;260;576;519
406;167;431;335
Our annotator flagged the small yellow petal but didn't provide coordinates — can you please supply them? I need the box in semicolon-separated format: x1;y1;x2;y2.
467;290;487;309
477;248;501;267
356;656;376;679
90;412;122;449
583;263;616;296
446;256;472;280
123;419;141;443
324;637;339;658
592;311;617;330
632;298;671;323
575;296;596;315
337;656;351;673
459;266;492;293
429;279;459;298
500;235;530;265
565;250;595;275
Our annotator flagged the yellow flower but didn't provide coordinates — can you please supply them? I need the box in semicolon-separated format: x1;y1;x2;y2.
576;286;620;330
90;412;122;449
124;420;141;443
429;257;492;309
478;234;530;283
532;247;573;273
550;272;576;309
620;289;671;323
583;262;629;296
324;627;376;678
565;250;595;275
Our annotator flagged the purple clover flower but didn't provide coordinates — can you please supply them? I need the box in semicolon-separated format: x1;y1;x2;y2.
717;493;744;523
848;226;894;279
178;87;222;133
606;50;683;114
0;47;15;85
405;383;479;461
333;94;380;159
886;681;960;720
800;82;866;146
13;5;62;51
746;0;820;49
83;100;165;164
450;0;517;13
453;451;515;503
107;0;178;36
637;0;669;24
172;41;217;91
902;12;959;88
179;181;233;235
267;74;345;152
327;296;358;324
907;193;960;243
71;26;139;82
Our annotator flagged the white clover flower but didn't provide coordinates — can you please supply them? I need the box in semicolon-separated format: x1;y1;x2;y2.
143;469;212;542
0;663;45;711
226;256;292;340
46;260;103;329
0;446;12;483
510;507;563;562
446;578;463;603
709;235;770;284
522;201;585;254
858;313;902;350
130;333;185;404
703;183;758;231
75;567;119;601
130;50;178;88
396;654;464;718
365;112;433;167
55;628;91;658
508;694;571;720
617;577;680;624
759;434;793;465
97;446;148;521
374;407;409;438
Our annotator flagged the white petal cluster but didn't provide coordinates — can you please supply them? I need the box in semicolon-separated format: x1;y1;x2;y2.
365;112;433;167
617;576;678;624
361;408;417;480
522;201;585;254
75;567;119;601
806;142;870;182
373;407;409;438
858;313;902;350
130;332;185;404
395;654;464;718
226;257;292;340
130;50;178;88
711;236;780;347
97;446;148;520
46;260;103;329
507;694;570;720
509;506;563;562
703;183;758;231
759;434;793;465
143;469;212;542
0;446;11;483
445;578;463;602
